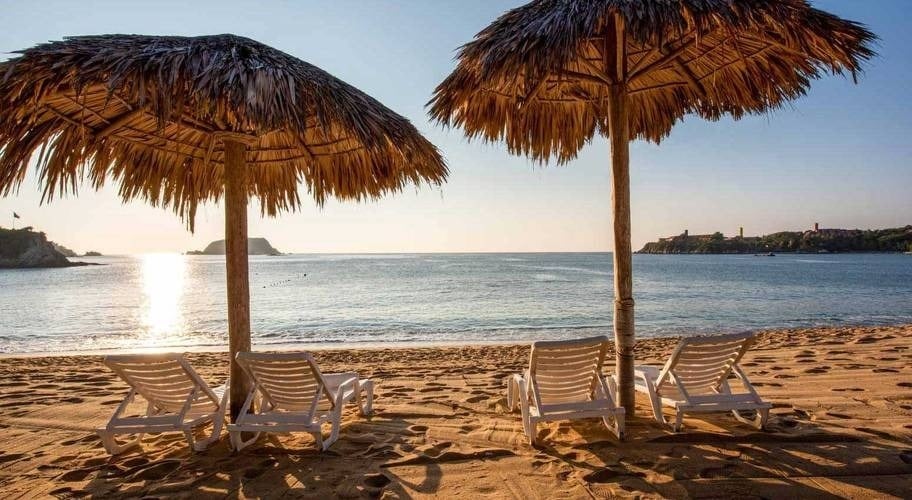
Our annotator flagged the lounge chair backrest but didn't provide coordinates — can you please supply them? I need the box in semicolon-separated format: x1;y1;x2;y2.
657;332;755;394
104;353;220;413
235;352;334;415
529;336;609;405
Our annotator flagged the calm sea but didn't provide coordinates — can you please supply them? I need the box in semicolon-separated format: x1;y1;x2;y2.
0;253;910;354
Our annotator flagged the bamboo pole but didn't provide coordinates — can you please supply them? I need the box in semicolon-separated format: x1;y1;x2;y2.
606;14;636;418
223;139;251;422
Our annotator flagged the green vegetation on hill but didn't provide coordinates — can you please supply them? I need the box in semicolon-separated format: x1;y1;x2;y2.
638;226;912;254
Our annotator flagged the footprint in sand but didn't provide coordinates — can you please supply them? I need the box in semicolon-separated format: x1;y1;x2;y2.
363;472;391;489
773;373;796;379
831;387;865;392
0;453;27;464
793;408;814;420
121;457;149;468
126;459;182;481
856;427;895;440
803;366;830;374
388;387;415;393
873;368;900;373
80;456;110;467
408;425;429;433
48;487;88;498
827;412;852;419
897;382;912;388
59;468;96;482
464;395;486;403
900;451;912;465
698;464;737;479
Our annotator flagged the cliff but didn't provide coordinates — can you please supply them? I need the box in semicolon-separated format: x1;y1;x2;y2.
638;226;912;254
52;242;78;257
187;238;281;256
0;227;91;268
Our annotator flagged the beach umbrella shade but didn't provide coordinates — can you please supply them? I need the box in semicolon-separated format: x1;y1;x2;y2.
0;34;448;420
429;0;875;417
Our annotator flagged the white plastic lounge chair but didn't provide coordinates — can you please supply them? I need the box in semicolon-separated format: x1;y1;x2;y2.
632;332;771;431
96;353;228;455
228;351;374;452
507;336;625;444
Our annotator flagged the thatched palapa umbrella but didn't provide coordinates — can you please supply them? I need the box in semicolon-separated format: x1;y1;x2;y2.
0;34;447;419
429;0;875;417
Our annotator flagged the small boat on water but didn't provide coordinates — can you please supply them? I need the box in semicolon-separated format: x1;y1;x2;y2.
754;252;776;257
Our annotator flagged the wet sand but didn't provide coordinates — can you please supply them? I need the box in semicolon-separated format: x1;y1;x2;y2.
0;324;910;498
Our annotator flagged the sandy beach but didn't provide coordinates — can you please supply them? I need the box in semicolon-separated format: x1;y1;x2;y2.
0;324;910;499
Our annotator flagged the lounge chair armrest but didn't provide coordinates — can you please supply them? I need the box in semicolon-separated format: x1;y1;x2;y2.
323;373;359;393
330;376;358;410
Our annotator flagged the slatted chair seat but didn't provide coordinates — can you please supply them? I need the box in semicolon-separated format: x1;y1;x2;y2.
507;336;624;444
228;352;373;452
631;332;772;431
96;354;228;454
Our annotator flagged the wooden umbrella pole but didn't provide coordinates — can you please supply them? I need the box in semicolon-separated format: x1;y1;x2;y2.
223;138;252;422
606;14;636;418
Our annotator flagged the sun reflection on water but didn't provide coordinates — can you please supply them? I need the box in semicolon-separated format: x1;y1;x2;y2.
139;253;186;347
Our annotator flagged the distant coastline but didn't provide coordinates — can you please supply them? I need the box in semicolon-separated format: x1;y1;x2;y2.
638;225;912;254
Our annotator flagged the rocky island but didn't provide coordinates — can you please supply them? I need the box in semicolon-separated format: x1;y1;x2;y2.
638;225;912;254
0;227;94;268
186;237;281;256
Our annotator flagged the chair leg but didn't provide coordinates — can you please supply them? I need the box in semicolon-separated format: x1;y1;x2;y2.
602;410;625;440
359;380;374;416
320;409;343;451
732;407;769;430
507;375;522;412
517;394;532;438
97;430;143;455
526;419;538;446
635;374;667;426
229;429;261;452
191;414;225;452
673;410;684;432
183;429;197;451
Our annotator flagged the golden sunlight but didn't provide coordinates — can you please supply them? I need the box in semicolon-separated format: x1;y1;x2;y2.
139;253;186;345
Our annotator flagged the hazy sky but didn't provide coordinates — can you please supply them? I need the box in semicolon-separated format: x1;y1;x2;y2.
0;1;908;254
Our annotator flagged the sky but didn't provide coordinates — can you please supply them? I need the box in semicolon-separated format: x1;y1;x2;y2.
0;0;909;254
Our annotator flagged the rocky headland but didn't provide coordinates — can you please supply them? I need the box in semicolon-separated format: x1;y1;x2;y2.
186;237;281;256
0;227;94;268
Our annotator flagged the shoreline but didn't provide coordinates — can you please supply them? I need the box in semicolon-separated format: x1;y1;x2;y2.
3;321;911;359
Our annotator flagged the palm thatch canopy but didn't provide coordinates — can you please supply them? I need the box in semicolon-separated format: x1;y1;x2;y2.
429;0;875;419
0;34;447;229
429;0;876;163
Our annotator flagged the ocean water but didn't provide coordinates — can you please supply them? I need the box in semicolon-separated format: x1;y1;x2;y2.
0;253;910;354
